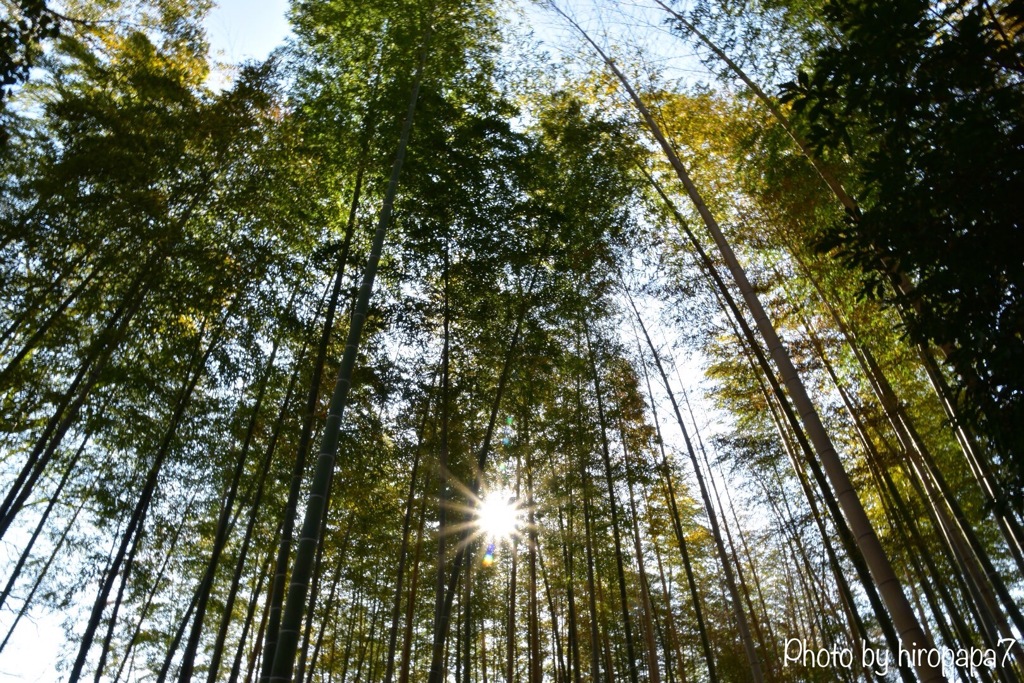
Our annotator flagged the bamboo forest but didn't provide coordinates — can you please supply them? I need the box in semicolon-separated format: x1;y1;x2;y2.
1;0;1023;680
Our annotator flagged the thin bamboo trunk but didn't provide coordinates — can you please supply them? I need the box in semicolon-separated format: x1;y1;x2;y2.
335;593;362;683
384;384;435;683
241;558;277;683
693;419;774;679
526;421;543;683
227;533;281;683
0;249;91;351
352;597;382;683
555;489;582;683
595;568;614;683
717;466;777;654
539;545;566;683
429;235;454;683
179;334;285;681
623;459;661;683
585;325;640;683
0;433;89;612
507;460;520;683
581;473;603;683
304;550;345;683
643;487;691;683
0;482;90;654
101;492;197;683
157;573;203;681
463;541;473;683
399;492;430;683
0;263;153;538
481;605;489;683
0;261;100;386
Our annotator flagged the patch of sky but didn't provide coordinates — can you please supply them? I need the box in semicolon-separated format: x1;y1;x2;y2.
204;0;293;91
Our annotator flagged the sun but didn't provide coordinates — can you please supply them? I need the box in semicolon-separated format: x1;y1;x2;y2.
476;490;520;542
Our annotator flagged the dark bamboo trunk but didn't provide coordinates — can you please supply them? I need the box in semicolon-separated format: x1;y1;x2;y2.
584;325;640;683
227;538;279;683
538;545;566;683
429;236;454;683
101;493;197;683
557;503;582;683
399;492;429;683
384;385;434;683
260;210;361;683
622;460;661;683
0;263;154;538
179;335;285;682
304;548;345;683
0;485;90;654
526;426;543;683
0;433;89;612
581;475;602;683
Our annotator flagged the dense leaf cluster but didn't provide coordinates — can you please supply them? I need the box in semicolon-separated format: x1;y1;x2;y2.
1;0;59;92
782;0;1024;501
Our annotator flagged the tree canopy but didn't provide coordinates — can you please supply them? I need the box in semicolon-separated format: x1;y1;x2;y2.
0;0;1022;682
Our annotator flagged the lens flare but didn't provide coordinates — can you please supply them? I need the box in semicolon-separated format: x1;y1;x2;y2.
482;542;495;567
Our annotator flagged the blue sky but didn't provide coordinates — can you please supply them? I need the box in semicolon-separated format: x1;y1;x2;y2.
204;0;293;63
